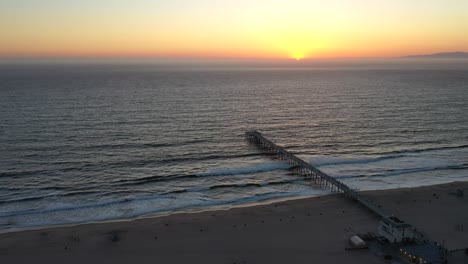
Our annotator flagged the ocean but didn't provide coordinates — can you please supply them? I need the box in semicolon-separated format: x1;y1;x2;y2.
1;60;467;232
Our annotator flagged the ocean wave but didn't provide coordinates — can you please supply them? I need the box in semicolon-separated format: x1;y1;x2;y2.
0;180;301;218
312;155;406;167
116;174;198;186
160;179;299;194
307;144;468;167
0;152;262;179
0;190;101;205
195;162;290;177
0;188;327;231
0;169;52;179
0;178;299;217
116;162;290;186
8;139;209;153
0;195;166;218
157;152;261;164
335;164;468;179
207;179;298;190
298;143;468;156
378;144;468;156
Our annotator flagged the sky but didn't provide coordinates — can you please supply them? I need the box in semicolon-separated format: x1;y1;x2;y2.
1;0;468;60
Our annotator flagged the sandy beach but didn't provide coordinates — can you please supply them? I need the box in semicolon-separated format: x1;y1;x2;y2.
0;182;467;264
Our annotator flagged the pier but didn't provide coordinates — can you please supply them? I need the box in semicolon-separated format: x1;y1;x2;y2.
245;130;388;219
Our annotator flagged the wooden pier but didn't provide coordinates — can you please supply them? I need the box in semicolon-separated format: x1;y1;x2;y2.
245;130;388;218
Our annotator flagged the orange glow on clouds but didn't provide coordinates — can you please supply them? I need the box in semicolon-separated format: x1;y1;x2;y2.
1;0;467;59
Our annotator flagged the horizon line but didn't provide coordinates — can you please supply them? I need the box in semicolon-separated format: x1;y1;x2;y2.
1;51;467;62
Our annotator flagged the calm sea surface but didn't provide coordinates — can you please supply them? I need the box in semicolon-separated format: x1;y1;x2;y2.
1;61;467;231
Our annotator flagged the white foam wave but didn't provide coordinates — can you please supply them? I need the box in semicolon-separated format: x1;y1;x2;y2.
196;162;290;177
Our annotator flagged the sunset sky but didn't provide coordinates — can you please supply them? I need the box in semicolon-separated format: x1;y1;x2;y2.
1;0;468;60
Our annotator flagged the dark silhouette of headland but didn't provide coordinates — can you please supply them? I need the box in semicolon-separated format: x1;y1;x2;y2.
405;51;468;58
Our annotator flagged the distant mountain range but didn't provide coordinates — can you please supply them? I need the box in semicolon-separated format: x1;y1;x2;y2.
405;52;468;58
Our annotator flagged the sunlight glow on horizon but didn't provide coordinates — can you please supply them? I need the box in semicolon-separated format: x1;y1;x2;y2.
1;0;468;60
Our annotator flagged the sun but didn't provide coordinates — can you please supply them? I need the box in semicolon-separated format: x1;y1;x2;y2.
291;51;305;61
293;54;304;61
287;41;308;61
272;31;321;61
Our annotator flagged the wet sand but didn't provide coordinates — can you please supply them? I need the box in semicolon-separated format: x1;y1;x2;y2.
0;182;467;264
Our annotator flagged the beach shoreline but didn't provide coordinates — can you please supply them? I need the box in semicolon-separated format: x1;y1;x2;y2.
1;181;467;263
0;192;328;235
1;180;464;236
